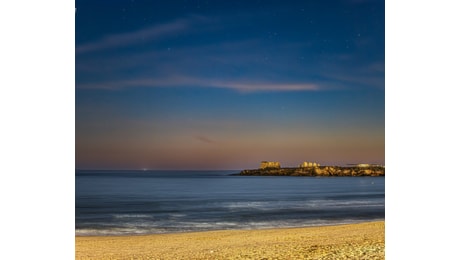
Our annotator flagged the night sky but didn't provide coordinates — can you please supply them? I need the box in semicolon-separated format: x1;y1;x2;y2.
75;0;384;170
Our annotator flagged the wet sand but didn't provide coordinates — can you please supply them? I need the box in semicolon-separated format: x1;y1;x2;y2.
76;221;384;259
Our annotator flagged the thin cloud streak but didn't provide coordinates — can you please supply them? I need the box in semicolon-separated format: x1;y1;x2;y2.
77;77;321;92
76;18;193;54
212;81;319;93
195;135;215;144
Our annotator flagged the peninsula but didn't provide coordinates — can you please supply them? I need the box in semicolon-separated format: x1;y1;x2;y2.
239;161;384;177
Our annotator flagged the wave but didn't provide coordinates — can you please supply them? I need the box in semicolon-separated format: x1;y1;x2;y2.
113;214;152;219
219;199;383;211
75;217;385;236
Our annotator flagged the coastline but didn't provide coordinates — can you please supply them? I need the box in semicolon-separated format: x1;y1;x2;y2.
76;221;384;259
239;166;385;177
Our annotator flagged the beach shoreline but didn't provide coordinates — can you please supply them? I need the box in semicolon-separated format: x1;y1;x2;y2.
76;221;384;259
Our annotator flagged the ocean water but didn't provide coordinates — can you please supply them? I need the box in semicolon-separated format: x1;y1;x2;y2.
76;170;384;236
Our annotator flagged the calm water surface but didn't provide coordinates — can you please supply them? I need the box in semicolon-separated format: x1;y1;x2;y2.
76;170;384;236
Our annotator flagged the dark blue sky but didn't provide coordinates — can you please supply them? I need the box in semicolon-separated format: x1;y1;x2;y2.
76;0;384;170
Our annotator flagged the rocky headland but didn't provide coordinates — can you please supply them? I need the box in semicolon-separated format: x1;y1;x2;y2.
239;166;385;177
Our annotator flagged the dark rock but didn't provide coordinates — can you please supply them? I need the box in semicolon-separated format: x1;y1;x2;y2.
238;166;384;177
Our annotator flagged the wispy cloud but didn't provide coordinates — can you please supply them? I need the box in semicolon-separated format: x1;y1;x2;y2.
76;18;198;54
76;13;381;93
77;77;321;93
195;135;215;144
207;81;320;92
317;60;385;89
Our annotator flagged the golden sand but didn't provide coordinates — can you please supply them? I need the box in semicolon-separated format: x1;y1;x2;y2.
76;221;384;259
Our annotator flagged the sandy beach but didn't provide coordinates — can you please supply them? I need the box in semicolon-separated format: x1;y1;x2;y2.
76;221;384;259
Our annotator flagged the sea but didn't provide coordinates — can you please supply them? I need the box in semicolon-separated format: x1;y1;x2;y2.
76;170;384;236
